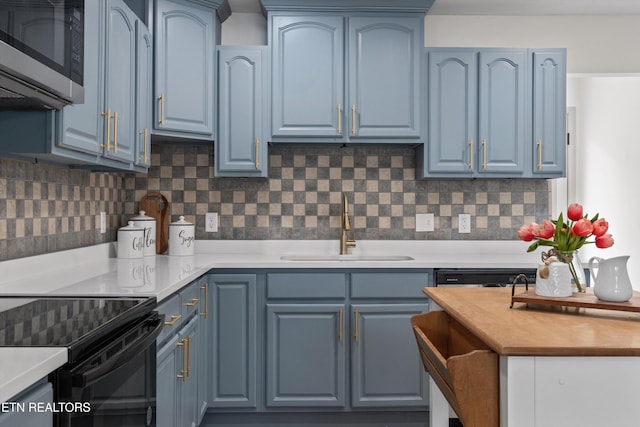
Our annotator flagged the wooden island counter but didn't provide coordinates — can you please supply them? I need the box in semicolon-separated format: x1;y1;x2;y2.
413;287;640;427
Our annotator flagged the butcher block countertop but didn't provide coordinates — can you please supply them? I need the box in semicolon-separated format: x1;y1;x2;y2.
424;287;640;357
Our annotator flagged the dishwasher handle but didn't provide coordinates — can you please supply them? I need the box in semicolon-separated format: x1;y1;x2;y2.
71;313;164;387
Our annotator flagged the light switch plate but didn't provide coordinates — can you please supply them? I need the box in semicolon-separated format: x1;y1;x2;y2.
458;213;471;233
205;212;218;232
416;213;434;232
99;212;106;234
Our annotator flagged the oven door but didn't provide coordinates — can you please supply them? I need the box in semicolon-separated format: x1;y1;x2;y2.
52;312;163;427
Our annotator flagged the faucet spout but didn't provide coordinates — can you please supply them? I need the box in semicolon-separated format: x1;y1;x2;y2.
340;193;356;255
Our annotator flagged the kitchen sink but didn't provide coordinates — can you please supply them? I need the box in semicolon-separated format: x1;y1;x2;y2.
280;254;414;262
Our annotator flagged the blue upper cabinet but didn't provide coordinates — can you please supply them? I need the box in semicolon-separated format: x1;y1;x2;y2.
478;50;526;175
425;49;477;174
348;16;422;139
265;1;429;143
216;46;269;177
419;47;565;179
270;15;345;139
103;0;138;165
531;49;567;177
153;0;230;141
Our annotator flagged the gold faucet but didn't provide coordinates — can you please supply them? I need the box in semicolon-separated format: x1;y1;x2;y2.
340;193;356;255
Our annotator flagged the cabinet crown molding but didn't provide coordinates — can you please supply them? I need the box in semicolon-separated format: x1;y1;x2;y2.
260;0;434;14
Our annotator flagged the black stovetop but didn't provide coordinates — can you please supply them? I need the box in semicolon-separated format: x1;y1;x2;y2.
0;296;156;362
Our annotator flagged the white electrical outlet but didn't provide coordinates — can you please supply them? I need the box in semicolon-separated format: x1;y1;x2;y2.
205;212;219;232
99;212;107;234
458;213;471;233
415;213;434;232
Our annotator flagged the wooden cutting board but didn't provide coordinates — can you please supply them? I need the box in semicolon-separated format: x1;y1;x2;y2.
139;192;169;254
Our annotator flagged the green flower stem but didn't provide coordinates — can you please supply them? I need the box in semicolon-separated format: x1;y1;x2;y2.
567;260;584;293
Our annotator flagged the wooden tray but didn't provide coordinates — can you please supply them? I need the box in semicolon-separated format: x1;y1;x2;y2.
511;289;640;313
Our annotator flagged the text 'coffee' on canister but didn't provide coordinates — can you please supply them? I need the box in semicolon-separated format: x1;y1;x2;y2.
117;221;144;259
130;210;156;256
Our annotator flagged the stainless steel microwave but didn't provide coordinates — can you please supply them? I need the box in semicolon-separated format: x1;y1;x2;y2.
0;0;84;110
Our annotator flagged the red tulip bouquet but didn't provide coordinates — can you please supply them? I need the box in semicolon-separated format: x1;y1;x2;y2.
517;203;614;292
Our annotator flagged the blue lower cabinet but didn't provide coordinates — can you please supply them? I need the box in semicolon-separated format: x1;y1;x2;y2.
209;274;258;409
179;315;199;427
0;382;53;427
156;334;182;427
351;304;429;408
266;304;346;408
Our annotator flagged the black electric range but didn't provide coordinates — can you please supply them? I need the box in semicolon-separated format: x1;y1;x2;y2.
0;296;163;427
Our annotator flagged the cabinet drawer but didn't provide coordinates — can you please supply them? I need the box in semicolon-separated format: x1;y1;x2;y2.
351;273;430;299
157;294;182;345
181;281;202;319
267;273;346;299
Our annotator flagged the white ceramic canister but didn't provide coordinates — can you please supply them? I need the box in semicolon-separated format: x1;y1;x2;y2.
169;216;195;256
117;221;144;259
130;210;156;256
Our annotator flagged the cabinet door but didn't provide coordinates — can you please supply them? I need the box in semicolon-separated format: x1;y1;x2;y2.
0;382;53;427
156;334;181;427
532;49;567;176
209;274;258;409
179;315;199;427
351;304;429;408
348;16;422;139
135;20;153;167
58;0;104;156
154;0;216;138
197;279;210;423
104;0;137;164
216;46;268;177
478;50;526;175
426;49;477;174
266;304;346;407
271;15;344;138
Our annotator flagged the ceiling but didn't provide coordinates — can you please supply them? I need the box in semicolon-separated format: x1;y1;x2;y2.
227;0;640;15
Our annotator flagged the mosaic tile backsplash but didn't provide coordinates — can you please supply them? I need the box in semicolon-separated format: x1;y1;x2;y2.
1;144;549;261
127;144;549;241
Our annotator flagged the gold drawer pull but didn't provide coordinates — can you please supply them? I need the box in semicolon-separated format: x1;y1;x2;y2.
351;104;356;135
337;104;342;134
176;339;187;381
200;284;208;319
255;138;260;169
164;314;181;326
185;298;200;307
468;139;474;170
482;139;487;170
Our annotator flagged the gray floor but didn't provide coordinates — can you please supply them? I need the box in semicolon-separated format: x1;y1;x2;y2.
201;412;464;427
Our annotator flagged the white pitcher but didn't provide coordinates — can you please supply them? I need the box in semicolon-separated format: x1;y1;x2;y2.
588;256;633;302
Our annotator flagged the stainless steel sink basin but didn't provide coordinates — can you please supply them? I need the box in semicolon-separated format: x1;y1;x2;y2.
280;254;414;262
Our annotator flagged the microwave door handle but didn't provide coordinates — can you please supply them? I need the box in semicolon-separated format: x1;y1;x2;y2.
72;315;164;388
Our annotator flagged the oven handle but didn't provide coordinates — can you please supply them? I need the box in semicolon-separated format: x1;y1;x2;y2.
74;314;164;387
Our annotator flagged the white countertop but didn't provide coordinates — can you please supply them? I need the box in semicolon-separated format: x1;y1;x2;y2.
0;239;539;403
0;348;67;403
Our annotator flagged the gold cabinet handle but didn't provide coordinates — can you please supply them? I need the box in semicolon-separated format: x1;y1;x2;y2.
176;339;187;381
468;139;474;170
164;314;182;326
337;104;342;134
351;104;356;135
158;93;165;125
354;308;359;342
185;298;200;307
338;308;343;342
186;335;192;378
255;138;260;169
482;139;487;170
113;111;118;153
200;284;208;319
100;108;111;151
537;139;543;170
138;128;148;163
